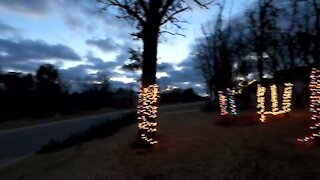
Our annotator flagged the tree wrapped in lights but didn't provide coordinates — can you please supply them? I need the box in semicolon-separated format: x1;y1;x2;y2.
257;84;267;122
298;68;320;143
218;89;237;116
97;0;212;146
256;83;293;122
218;91;228;115
137;84;159;145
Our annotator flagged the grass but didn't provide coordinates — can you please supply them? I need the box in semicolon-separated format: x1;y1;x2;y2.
1;109;320;180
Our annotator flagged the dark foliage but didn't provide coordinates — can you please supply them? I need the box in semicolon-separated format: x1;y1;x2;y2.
160;88;204;104
0;64;135;122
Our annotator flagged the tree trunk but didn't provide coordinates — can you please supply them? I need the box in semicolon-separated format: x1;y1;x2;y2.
136;18;161;146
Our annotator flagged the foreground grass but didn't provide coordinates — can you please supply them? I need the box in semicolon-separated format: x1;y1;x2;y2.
1;109;319;180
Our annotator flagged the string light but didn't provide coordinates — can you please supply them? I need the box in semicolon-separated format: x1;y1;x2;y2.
235;79;257;95
282;83;293;113
270;84;279;113
257;84;266;122
256;83;293;122
137;84;159;145
298;68;320;142
218;91;228;115
227;88;237;115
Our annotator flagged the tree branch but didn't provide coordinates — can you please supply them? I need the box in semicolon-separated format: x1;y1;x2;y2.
160;30;186;37
99;0;146;26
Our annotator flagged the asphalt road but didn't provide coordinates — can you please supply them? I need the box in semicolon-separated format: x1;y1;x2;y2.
0;101;204;168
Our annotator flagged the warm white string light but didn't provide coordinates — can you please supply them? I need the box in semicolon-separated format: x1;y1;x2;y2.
257;83;293;122
282;83;293;113
235;79;256;95
257;84;266;122
137;84;159;145
270;84;279;113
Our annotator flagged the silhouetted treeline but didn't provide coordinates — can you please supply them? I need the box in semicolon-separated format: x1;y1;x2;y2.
0;64;136;122
195;0;319;103
160;88;204;104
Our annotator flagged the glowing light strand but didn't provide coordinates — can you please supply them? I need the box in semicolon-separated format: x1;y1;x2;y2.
298;68;320;142
218;91;228;115
257;84;266;122
256;83;293;122
137;84;159;145
235;80;257;95
227;88;237;115
282;83;293;113
270;84;279;113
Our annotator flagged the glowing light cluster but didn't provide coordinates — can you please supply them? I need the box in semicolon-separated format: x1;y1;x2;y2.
137;84;159;145
218;89;237;116
227;88;237;115
282;83;293;113
270;84;279;112
257;84;266;122
218;91;228;115
298;68;320;142
235;79;256;95
256;83;293;122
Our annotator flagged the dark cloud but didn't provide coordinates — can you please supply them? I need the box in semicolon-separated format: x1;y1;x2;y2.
86;38;120;53
0;38;81;62
0;0;52;15
156;57;205;93
85;54;118;71
157;62;175;71
0;21;21;37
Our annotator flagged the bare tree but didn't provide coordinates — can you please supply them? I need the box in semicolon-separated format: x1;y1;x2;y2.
245;0;278;80
195;0;236;103
97;0;213;146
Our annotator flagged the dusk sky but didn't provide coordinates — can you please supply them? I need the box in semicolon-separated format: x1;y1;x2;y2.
0;0;256;94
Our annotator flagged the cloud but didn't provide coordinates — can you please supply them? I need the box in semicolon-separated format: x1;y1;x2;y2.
0;0;52;15
86;38;120;53
0;38;81;62
0;21;21;37
156;57;205;93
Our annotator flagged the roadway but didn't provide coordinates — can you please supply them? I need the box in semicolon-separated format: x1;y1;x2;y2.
0;101;204;168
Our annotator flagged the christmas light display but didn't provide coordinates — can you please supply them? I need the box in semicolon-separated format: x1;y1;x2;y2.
218;91;229;115
270;84;279;113
257;84;266;122
235;79;256;95
298;68;320;142
218;89;238;116
137;84;159;145
282;83;293;113
227;88;237;115
256;83;293;122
